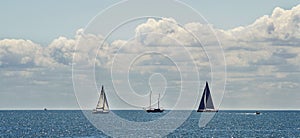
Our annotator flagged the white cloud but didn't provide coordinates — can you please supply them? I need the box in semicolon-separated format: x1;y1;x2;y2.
0;29;107;68
135;18;197;46
228;4;300;45
0;39;60;68
0;39;41;67
2;4;299;70
47;36;76;65
1;4;300;109
0;5;299;70
3;70;33;78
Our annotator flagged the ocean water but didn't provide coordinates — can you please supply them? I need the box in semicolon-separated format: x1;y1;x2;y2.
0;110;299;137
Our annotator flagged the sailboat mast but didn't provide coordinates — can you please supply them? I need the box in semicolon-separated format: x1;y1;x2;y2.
149;90;152;109
158;93;160;109
102;87;106;110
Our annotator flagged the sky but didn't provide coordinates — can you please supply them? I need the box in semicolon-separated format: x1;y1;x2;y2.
0;0;299;110
1;0;299;44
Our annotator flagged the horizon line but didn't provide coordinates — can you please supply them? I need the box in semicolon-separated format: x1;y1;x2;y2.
0;108;299;111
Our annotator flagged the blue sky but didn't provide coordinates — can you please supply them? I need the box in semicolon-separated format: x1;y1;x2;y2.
0;0;300;110
1;0;299;45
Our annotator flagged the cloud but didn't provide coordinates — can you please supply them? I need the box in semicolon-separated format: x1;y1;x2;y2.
1;4;300;109
228;4;300;45
47;36;76;66
2;4;299;71
0;39;67;68
0;39;47;67
135;18;198;46
2;70;33;78
0;29;107;68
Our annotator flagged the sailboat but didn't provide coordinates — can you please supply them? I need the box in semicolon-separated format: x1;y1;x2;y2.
197;81;218;112
146;91;164;113
93;85;109;113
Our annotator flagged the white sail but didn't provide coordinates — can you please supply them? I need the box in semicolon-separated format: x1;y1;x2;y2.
102;91;109;111
96;89;104;109
94;85;109;113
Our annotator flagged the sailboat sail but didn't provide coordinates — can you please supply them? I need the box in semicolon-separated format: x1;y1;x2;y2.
205;82;214;109
198;89;206;110
197;82;217;112
94;85;109;113
103;91;109;111
96;89;104;109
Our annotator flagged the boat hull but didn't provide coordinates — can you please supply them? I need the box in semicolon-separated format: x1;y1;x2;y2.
92;109;109;114
197;109;218;112
146;109;164;113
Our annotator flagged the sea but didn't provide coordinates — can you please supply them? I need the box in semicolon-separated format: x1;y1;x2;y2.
0;110;299;137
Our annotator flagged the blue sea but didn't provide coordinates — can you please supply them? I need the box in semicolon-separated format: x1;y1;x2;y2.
0;110;299;137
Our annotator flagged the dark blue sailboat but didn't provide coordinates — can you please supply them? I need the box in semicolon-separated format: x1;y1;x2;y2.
197;81;218;112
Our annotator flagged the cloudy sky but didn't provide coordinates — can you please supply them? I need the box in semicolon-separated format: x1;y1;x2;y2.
1;0;299;110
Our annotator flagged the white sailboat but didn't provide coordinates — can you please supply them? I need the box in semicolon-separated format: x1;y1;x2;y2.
197;81;218;112
93;85;109;113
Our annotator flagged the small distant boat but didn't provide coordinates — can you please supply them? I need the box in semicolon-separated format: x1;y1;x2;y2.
44;108;47;111
146;91;164;113
197;81;218;112
93;85;109;114
255;111;260;115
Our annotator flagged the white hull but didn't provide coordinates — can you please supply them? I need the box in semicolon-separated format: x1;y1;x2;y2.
92;109;109;114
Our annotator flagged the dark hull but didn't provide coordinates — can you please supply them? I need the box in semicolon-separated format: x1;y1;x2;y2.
146;109;164;113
